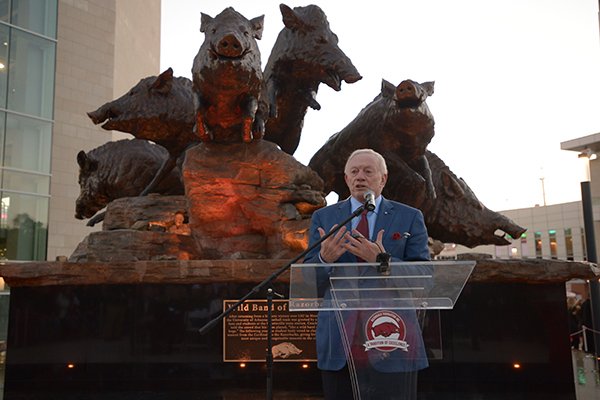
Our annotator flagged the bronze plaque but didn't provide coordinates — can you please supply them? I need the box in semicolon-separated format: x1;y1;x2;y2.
223;299;317;362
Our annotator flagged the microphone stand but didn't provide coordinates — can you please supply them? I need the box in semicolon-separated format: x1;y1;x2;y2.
198;202;370;400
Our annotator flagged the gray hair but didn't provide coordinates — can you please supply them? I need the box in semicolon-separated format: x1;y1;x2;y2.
344;148;388;174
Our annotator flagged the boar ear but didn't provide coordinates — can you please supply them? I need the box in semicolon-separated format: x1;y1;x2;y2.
441;170;465;198
77;150;87;169
199;13;213;33
77;151;98;172
421;81;435;97
152;68;174;95
381;79;395;99
280;4;304;31
251;15;265;40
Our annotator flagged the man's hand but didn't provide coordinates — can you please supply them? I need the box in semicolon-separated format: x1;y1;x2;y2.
318;225;348;263
343;229;385;263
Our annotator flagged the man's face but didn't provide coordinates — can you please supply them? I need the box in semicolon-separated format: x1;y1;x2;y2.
344;153;387;202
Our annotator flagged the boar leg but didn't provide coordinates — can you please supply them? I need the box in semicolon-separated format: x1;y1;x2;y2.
241;96;259;143
384;152;430;208
86;210;106;227
252;116;265;140
266;80;279;118
194;93;211;142
409;155;436;201
195;112;211;142
140;156;178;197
306;90;321;110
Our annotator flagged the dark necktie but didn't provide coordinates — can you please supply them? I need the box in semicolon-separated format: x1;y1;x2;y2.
356;210;369;240
355;211;369;262
349;210;370;365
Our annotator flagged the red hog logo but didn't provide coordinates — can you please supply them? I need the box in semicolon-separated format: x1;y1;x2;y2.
372;322;401;338
364;310;409;352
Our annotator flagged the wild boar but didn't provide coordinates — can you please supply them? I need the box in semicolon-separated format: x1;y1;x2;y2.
263;3;362;155
87;68;196;197
420;151;526;247
191;7;266;143
75;139;184;222
309;79;436;208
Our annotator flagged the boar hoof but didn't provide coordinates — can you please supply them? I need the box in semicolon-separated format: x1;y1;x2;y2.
242;118;253;143
252;119;265;140
242;132;253;143
195;123;211;142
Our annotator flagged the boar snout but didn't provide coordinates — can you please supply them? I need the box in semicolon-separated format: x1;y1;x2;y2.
216;33;244;58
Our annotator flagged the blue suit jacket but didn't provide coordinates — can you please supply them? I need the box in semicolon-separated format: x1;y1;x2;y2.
304;197;431;372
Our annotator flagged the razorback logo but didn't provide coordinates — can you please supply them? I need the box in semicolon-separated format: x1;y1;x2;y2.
372;321;401;337
364;310;409;352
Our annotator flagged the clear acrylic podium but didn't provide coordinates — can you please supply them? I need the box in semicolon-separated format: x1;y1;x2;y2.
289;261;475;400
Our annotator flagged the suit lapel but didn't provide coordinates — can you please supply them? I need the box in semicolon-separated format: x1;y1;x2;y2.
374;197;395;240
336;198;353;232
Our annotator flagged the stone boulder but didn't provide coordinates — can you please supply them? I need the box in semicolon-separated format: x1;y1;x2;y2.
183;140;325;259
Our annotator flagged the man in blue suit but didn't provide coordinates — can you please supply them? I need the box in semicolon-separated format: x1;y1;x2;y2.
304;148;431;400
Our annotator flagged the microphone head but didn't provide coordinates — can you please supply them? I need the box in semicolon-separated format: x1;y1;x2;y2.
364;190;376;211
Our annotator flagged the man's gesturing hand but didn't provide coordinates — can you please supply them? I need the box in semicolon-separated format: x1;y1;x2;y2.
318;224;348;263
343;229;385;263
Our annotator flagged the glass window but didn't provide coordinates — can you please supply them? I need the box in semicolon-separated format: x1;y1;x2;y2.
495;245;508;259
0;191;48;260
0;25;8;109
565;228;574;261
534;231;542;259
520;233;529;258
4;113;51;173
0;112;5;165
0;0;8;23
7;28;55;119
11;0;57;38
1;169;49;194
549;229;557;259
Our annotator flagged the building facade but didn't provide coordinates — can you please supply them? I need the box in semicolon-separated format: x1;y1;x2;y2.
48;0;161;261
0;0;161;263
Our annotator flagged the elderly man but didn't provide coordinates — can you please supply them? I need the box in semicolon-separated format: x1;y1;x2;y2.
304;148;431;400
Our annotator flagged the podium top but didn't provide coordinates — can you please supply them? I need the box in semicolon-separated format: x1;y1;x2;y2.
289;260;475;311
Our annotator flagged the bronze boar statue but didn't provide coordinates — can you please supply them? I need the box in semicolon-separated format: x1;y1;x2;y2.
262;4;362;154
310;79;436;208
87;68;195;198
309;78;526;247
191;7;266;143
75;139;183;222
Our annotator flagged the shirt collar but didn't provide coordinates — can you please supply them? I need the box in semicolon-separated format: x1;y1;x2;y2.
350;195;382;215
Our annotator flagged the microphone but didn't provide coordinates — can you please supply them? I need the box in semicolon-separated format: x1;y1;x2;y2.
364;190;376;211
